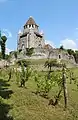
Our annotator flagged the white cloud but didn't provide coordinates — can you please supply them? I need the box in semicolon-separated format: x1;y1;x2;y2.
45;40;56;48
6;48;13;54
2;29;12;38
60;39;78;50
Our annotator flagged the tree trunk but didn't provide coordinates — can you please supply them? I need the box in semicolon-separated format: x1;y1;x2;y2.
62;66;68;108
21;80;25;87
48;88;62;106
50;66;51;72
55;88;62;105
47;71;51;79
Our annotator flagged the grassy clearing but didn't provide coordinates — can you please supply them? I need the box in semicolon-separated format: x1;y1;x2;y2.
25;59;77;71
0;67;78;120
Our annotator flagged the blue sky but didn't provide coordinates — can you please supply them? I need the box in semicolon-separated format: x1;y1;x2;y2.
0;0;78;52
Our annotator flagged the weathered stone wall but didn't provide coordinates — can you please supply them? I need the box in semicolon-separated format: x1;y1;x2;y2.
17;28;44;50
47;48;75;63
16;48;75;64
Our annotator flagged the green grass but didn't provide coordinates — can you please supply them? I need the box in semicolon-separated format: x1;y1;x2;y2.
0;67;78;120
26;59;48;65
21;58;77;71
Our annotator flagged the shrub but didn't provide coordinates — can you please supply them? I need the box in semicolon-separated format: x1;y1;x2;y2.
17;59;30;67
26;47;34;56
20;62;31;87
34;71;62;98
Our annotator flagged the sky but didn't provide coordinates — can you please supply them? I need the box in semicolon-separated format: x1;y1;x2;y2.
0;0;78;53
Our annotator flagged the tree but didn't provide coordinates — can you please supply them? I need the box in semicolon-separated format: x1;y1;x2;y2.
14;51;18;59
45;59;58;71
1;36;7;59
73;51;78;63
17;59;30;67
67;49;74;55
20;61;31;87
60;45;64;50
44;59;62;79
45;58;68;108
67;49;78;63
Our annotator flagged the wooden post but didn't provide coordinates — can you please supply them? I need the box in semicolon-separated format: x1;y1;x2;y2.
62;64;68;109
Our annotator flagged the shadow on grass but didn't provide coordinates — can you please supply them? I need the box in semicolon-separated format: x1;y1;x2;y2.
0;78;13;120
0;102;13;120
32;91;50;99
0;79;13;99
